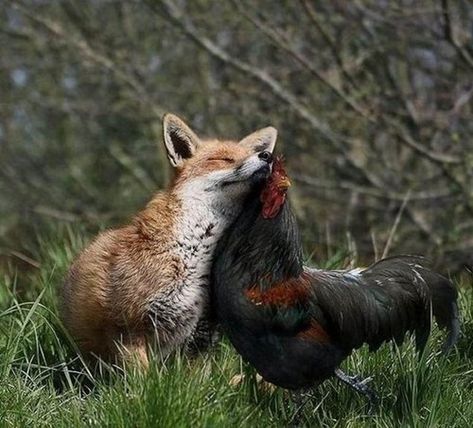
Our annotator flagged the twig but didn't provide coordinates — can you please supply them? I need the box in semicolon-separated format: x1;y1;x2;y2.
383;118;461;165
371;230;380;261
153;0;406;194
232;0;371;120
10;1;164;118
440;0;473;70
405;207;443;246
33;206;80;222
382;189;411;258
293;173;452;202
300;0;360;91
154;0;349;150
6;250;41;269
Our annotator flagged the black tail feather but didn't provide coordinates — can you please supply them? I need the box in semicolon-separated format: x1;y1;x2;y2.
363;255;460;352
309;255;460;353
441;301;460;353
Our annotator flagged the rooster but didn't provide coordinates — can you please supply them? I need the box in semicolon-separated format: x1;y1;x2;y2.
211;155;459;405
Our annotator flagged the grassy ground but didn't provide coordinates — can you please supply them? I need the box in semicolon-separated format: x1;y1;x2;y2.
1;228;472;427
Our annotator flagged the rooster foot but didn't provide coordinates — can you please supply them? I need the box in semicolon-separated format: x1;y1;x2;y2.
334;368;379;413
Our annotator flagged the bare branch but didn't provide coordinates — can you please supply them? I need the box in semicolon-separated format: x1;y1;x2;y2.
382;189;411;258
232;0;371;120
300;0;360;91
153;0;405;196
441;0;473;70
154;0;349;150
10;1;165;118
384;118;462;165
293;173;453;202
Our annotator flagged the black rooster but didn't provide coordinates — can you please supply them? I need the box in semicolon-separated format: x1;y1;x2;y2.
211;155;459;405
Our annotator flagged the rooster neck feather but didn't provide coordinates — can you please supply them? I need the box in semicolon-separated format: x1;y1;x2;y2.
227;189;303;291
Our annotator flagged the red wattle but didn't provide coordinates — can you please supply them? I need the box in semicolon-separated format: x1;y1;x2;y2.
262;194;285;219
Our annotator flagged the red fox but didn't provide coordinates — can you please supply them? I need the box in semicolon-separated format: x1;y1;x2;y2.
61;113;277;367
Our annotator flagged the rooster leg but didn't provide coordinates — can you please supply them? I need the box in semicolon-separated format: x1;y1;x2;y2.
334;369;379;412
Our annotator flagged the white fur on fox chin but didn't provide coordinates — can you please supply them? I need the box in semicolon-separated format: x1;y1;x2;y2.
147;172;252;353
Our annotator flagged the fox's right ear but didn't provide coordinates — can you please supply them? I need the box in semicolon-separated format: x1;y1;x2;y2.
163;113;201;168
239;126;278;154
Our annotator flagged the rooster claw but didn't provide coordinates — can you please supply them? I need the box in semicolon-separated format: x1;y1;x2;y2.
334;369;379;413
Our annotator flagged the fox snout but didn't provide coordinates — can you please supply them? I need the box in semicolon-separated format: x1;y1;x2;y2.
220;151;273;187
229;149;276;185
249;152;273;182
254;151;274;180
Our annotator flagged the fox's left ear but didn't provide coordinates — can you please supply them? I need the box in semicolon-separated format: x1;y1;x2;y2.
163;113;202;168
239;126;277;153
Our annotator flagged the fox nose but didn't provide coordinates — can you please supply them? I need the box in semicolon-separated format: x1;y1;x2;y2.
258;151;273;163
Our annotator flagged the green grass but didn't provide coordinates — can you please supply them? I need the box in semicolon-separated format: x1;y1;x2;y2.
1;228;472;427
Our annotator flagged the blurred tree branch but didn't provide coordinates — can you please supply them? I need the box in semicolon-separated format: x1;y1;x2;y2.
1;0;472;271
9;0;165;119
154;0;350;148
441;0;473;70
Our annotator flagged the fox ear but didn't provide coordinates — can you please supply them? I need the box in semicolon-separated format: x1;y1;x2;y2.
239;126;277;153
163;113;201;167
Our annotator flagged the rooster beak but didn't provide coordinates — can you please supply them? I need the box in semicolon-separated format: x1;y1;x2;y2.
279;177;291;189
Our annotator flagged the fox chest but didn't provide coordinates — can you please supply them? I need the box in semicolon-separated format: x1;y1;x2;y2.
173;200;235;297
147;212;227;346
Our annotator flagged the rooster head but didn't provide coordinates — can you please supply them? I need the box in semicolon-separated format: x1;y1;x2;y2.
260;156;291;219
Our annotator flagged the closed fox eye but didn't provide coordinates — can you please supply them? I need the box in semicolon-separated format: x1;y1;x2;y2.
208;157;235;164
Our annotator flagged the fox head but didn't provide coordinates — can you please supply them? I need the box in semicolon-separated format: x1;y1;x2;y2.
163;113;277;207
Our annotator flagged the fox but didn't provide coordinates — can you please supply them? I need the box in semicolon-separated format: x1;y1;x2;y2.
61;113;277;367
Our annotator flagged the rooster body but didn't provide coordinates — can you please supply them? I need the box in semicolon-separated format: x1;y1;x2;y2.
212;159;459;392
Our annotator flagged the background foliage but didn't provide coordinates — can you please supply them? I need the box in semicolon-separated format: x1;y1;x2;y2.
1;0;473;276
